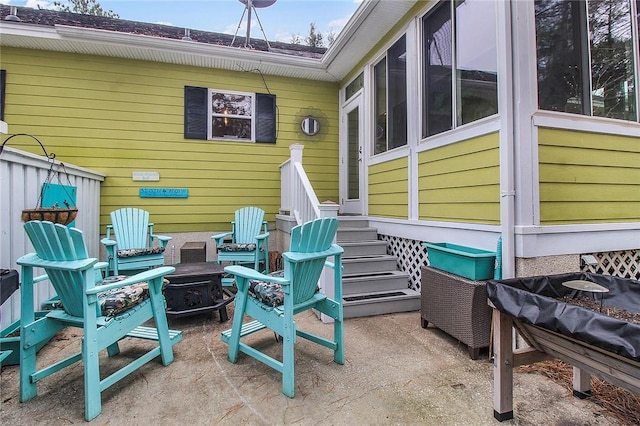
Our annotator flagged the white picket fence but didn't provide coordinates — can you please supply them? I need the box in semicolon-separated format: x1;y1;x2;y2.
0;144;105;328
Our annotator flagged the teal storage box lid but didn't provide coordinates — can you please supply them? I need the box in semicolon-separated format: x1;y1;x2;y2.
423;242;496;281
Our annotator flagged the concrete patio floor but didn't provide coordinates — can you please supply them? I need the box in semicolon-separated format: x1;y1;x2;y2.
0;308;624;425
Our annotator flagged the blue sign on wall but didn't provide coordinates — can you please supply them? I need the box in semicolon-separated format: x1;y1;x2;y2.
139;188;188;198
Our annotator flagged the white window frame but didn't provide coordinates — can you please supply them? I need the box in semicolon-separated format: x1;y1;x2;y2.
372;34;408;157
208;88;256;142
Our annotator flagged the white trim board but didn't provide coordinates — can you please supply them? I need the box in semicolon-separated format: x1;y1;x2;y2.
515;223;640;257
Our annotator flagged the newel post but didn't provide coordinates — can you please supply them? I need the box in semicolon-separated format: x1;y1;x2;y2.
289;143;304;163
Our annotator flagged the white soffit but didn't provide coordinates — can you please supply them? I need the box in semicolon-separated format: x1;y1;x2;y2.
324;0;418;81
0;23;332;81
0;1;418;82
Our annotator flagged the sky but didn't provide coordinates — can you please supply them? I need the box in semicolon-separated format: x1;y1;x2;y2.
2;0;363;45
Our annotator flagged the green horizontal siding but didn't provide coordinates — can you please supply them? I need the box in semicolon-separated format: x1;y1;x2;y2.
2;47;339;232
539;128;640;224
368;158;408;219
418;133;500;224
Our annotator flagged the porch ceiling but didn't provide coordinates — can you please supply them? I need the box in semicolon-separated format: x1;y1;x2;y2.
0;1;418;83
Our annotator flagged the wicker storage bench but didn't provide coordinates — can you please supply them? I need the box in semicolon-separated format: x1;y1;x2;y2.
420;266;492;359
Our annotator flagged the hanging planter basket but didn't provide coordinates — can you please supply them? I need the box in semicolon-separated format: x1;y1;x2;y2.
1;134;78;225
21;207;78;225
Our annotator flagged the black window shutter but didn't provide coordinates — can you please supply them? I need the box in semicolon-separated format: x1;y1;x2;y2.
255;93;276;143
184;86;207;139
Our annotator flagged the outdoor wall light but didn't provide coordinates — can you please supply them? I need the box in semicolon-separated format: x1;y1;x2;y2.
301;116;320;136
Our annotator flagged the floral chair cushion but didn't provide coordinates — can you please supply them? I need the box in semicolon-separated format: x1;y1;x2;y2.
249;270;285;307
218;243;257;252
48;275;151;317
97;275;150;317
116;247;165;258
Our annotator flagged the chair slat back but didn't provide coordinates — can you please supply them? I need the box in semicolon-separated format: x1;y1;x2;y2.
111;208;150;250
287;218;339;305
23;221;91;317
234;207;265;244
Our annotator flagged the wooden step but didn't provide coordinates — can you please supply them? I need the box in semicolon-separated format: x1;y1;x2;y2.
337;227;379;243
343;289;420;318
337;216;370;229
343;271;410;295
342;255;398;275
340;240;388;257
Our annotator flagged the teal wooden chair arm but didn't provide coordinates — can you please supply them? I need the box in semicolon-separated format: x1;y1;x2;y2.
283;245;343;264
211;231;233;245
18;252;98;271
100;238;116;247
152;234;172;248
224;265;288;287
255;231;269;242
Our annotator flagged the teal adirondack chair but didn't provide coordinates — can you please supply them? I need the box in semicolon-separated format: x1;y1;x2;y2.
212;206;269;285
101;207;171;276
221;217;344;397
18;220;182;421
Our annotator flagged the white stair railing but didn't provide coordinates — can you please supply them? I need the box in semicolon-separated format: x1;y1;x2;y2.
281;144;324;225
292;161;321;225
279;144;339;323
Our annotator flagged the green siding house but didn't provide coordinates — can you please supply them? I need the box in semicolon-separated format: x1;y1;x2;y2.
1;1;639;289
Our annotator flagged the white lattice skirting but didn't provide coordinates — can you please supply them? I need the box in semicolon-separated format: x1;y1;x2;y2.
379;235;427;291
580;250;640;280
379;234;640;291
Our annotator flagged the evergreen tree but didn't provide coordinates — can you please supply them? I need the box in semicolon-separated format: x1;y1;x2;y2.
50;0;119;18
305;22;324;48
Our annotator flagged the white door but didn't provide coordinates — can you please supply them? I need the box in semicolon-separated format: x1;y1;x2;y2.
340;95;365;215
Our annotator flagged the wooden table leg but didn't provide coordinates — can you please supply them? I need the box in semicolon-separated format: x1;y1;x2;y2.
573;366;592;398
493;309;514;421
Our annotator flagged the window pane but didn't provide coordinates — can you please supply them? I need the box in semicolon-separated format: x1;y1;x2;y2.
388;35;407;149
536;0;587;114
374;58;387;155
589;0;636;120
423;4;453;138
212;117;251;140
211;92;252;117
456;0;498;125
346;72;364;100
